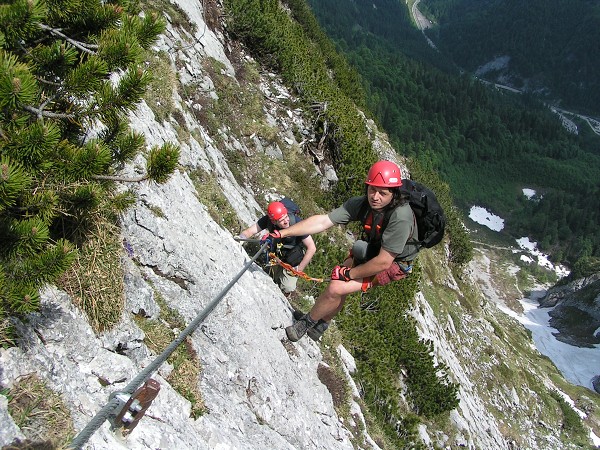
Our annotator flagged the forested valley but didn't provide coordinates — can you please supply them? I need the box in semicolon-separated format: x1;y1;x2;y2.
420;0;600;116
305;0;600;267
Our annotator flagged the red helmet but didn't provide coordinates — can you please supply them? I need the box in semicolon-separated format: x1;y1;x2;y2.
365;160;403;188
267;201;287;221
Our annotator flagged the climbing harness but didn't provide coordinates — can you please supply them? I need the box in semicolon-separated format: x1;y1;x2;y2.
235;236;327;281
69;242;270;449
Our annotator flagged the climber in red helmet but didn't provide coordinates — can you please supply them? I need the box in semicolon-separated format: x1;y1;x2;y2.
239;199;316;295
267;161;418;342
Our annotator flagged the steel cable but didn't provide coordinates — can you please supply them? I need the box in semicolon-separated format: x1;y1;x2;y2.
69;243;269;449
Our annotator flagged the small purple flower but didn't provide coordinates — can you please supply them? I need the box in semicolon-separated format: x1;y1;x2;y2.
123;240;134;257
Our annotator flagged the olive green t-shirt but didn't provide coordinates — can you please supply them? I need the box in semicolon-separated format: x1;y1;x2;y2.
328;196;418;260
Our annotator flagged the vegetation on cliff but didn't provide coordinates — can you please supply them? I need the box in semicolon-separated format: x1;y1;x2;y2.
0;0;179;333
224;0;468;445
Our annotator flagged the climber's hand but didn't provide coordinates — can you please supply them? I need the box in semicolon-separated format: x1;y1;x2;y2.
331;265;352;282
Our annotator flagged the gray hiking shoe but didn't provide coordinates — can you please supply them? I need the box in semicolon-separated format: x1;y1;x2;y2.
292;309;305;321
307;320;329;341
286;313;315;342
291;310;329;342
306;320;329;342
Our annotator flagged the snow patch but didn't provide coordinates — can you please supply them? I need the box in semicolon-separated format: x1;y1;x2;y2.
515;296;600;391
522;188;536;199
516;237;570;278
469;206;504;231
520;254;534;264
469;206;569;277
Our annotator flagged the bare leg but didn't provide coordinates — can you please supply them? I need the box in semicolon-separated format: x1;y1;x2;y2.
308;279;363;322
285;258;366;342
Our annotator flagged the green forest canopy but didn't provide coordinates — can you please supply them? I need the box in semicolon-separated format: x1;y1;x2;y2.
420;0;600;116
306;0;600;264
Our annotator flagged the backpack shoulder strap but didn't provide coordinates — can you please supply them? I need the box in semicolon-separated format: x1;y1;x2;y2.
265;220;275;233
404;213;422;258
357;196;370;222
359;196;397;240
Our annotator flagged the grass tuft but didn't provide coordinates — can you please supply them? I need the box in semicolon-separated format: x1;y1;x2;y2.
143;50;177;123
134;292;206;418
57;218;124;332
0;318;16;349
5;374;74;449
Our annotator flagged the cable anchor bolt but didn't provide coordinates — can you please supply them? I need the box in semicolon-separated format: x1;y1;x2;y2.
111;379;161;434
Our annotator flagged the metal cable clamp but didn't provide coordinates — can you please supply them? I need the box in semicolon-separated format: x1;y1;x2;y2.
110;379;161;434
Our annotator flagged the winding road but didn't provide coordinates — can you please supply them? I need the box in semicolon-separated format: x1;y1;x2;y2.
409;0;600;136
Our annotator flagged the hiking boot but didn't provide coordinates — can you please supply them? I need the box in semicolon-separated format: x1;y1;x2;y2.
291;310;329;342
307;320;329;342
285;313;315;342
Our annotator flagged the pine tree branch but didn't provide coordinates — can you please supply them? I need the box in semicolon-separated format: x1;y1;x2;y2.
38;24;98;55
36;76;61;87
92;174;149;182
23;105;75;120
39;96;54;111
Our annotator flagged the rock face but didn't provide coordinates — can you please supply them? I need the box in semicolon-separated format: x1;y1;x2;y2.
594;376;600;394
1;1;598;450
540;272;600;308
0;1;357;448
541;274;600;347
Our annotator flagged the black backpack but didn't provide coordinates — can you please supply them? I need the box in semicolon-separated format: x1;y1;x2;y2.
280;197;302;222
402;179;446;250
358;179;446;255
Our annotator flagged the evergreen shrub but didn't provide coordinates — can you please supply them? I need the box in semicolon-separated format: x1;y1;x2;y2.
0;0;180;328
